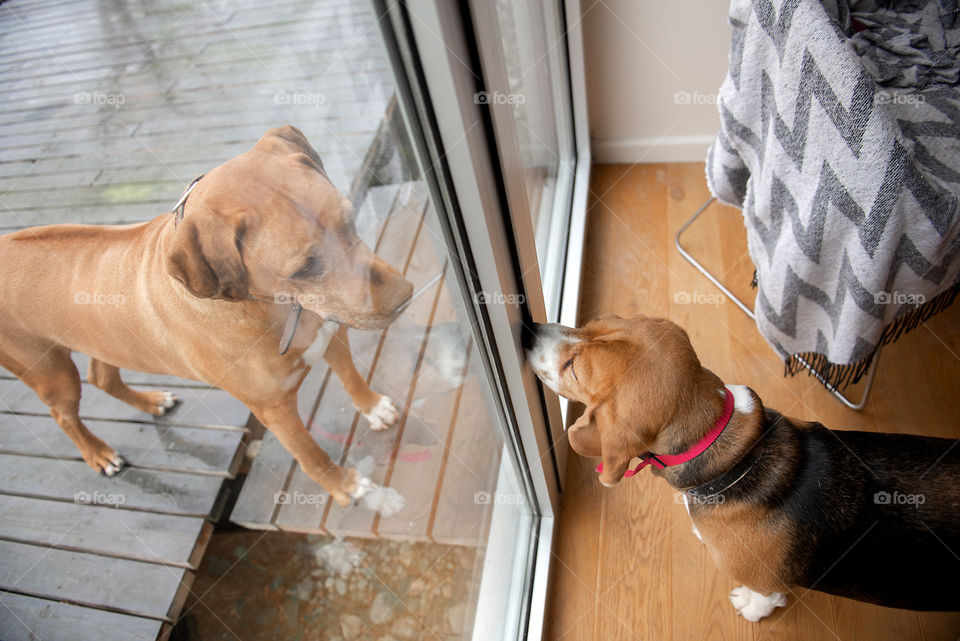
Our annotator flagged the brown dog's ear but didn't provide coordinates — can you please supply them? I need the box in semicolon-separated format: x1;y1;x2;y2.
266;124;326;175
165;215;248;301
569;404;634;487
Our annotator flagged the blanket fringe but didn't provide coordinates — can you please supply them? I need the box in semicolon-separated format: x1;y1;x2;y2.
784;281;960;392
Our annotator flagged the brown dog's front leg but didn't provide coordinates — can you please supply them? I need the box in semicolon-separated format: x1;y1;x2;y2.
250;397;358;506
323;324;399;431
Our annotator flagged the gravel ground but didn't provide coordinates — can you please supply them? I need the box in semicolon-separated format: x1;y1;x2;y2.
171;529;482;641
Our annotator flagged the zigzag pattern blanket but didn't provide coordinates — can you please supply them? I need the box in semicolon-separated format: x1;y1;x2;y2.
707;0;960;389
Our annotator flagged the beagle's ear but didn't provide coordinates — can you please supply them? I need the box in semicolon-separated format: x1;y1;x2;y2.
165;215;248;301
569;404;633;487
568;406;601;456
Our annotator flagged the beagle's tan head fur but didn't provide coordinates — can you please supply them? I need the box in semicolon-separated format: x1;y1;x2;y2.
165;124;413;329
527;314;725;487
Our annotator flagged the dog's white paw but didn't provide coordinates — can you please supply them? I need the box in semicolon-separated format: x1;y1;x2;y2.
730;586;786;622
102;454;126;477
361;485;405;517
348;475;405;517
157;391;178;415
350;475;374;500
363;396;399;431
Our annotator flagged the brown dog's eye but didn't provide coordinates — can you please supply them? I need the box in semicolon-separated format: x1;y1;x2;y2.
561;357;574;372
291;255;322;279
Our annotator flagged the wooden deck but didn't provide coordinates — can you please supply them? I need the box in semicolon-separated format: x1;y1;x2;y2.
0;0;393;233
0;360;248;641
0;0;399;638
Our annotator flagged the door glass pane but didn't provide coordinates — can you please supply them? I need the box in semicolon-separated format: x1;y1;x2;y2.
0;1;533;640
493;0;576;314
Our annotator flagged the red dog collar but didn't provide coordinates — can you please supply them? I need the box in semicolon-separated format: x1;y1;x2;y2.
597;387;735;478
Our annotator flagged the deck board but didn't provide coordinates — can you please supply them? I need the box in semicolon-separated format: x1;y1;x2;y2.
0;593;164;641
0;414;244;476
0;540;190;621
0;379;249;428
0;495;210;569
0;454;227;517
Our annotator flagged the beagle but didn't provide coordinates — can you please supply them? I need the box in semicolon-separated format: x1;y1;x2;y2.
527;315;960;621
0;125;413;511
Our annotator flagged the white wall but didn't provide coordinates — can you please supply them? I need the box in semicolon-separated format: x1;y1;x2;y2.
582;1;732;163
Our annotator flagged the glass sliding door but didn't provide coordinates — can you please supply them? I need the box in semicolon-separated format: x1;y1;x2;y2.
381;1;589;638
470;0;585;325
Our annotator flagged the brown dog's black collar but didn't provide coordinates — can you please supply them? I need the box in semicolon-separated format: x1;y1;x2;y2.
278;302;302;355
171;174;205;228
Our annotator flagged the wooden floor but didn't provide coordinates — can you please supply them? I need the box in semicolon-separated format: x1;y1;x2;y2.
546;163;960;641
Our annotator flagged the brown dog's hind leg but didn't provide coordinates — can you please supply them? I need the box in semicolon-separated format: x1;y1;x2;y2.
7;348;125;476
323;324;399;431
87;358;178;416
249;395;359;506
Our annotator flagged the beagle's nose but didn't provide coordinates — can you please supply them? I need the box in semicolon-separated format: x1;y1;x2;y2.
521;322;542;352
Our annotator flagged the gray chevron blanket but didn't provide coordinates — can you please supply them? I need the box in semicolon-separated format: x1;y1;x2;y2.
707;0;960;389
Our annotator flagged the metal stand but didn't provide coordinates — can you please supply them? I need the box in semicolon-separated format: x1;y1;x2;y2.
675;197;878;411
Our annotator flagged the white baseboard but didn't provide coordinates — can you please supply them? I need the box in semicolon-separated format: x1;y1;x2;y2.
592;134;716;163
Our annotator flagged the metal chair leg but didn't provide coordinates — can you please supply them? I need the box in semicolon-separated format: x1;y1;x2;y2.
674;197;878;411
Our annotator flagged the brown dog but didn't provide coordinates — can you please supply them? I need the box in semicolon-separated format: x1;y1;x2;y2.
0;125;413;509
527;314;960;620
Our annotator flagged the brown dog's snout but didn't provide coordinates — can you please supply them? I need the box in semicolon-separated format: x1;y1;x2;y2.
344;246;412;323
370;257;413;315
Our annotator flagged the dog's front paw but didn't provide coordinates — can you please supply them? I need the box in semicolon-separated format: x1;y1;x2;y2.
331;467;362;507
362;396;399;431
157;391;179;414
83;444;126;477
361;485;405;517
730;586;786;622
143;390;179;416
